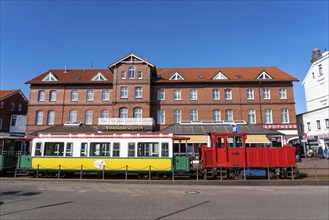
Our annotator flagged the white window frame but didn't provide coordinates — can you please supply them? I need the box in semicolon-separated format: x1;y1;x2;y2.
246;89;254;100
248;109;256;124
101;110;109;118
190;89;197;100
69;110;77;123
36;111;43;125
174;89;181;100
87;90;94;101
281;109;289;123
212;89;220;100
157;90;165;100
224;89;232;100
190;110;198;122
279;88;287;99
157;110;165;125
133;108;142;119
85;110;93;125
49;90;57;102
135;87;142;98
102;90;110;101
225;109;233;121
138;71;142;79
213;110;221;122
174;109;181;124
263;88;271;100
71;90;78;101
121;71;126;79
119;108;128;118
128;66;135;79
120;87;128;98
47;110;55;125
38;90;45;102
264;109;273;124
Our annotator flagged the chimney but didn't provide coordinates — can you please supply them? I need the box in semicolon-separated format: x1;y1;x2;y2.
311;48;322;63
64;65;68;73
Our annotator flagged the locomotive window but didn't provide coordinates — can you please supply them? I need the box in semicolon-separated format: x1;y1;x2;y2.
128;143;135;157
81;143;88;156
137;142;159;157
90;142;111;156
227;136;243;148
217;138;225;148
161;143;169;157
113;143;120;157
44;142;64;156
35;142;42;156
66;143;73;156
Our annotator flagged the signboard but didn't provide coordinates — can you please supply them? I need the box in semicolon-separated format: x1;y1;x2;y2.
263;124;297;130
301;139;307;143
97;125;153;131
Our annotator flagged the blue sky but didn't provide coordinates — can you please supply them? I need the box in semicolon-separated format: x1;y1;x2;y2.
1;0;328;114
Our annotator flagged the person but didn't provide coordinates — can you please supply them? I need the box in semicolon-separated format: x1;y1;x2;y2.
317;146;324;159
324;146;329;159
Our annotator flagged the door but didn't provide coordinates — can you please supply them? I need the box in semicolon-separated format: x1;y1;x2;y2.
214;135;228;167
226;135;246;167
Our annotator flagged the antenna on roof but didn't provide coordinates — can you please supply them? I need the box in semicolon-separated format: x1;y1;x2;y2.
90;62;93;69
64;65;68;73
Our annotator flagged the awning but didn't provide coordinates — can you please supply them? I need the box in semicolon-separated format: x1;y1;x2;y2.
246;135;271;144
174;135;207;143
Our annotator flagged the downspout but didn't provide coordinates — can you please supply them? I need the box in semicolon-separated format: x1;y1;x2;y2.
258;81;263;124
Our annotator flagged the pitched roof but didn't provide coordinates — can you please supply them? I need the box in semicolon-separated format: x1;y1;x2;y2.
0;90;19;100
161;123;282;135
30;124;98;135
155;67;298;83
25;69;113;85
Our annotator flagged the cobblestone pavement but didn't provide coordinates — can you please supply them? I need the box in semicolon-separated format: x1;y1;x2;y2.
0;180;328;220
297;158;329;177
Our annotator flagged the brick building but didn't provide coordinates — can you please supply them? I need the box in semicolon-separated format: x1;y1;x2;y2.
0;90;28;135
25;54;298;146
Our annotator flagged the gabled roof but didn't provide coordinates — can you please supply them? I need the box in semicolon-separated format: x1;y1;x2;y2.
41;72;58;82
91;72;108;81
108;53;155;69
0;90;28;103
156;67;298;83
169;72;185;80
26;69;113;85
212;71;229;80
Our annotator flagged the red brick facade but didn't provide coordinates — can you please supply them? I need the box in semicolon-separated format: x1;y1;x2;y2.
25;54;298;136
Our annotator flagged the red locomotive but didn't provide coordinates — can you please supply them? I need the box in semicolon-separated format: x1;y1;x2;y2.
200;132;298;179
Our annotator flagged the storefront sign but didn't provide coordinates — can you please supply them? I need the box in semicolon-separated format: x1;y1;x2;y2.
97;125;153;131
263;124;297;130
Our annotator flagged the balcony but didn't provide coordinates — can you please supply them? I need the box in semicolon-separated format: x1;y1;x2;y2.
98;118;155;127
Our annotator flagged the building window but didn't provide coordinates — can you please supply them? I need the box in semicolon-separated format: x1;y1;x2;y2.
38;90;45;101
246;89;254;100
157;110;165;124
49;90;57;102
316;120;321;130
213;110;221;122
279;88;287;99
248;109;256;124
10;103;15;111
299;123;304;133
101;110;109;118
133;108;142;118
325;119;329;128
225;109;233;121
119;108;128;118
128;143;136;157
264;109;273;124
281;109;289;123
212;89;220;100
263;88;271;100
11;115;17;126
0;118;2;130
128;66;135;79
135;87;142;98
190;89;197;100
85;110;93;125
120;87;128;98
307;122;311;131
69;110;77;123
102;90;109;101
174;89;181;100
86;90;94;101
71;90;78;101
0;102;4;109
121;71;126;79
174;110;181;124
318;64;323;76
47;110;55;125
157;90;165;100
224;89;232;100
190;110;198;122
138;71;142;79
36;111;43;125
18;104;22;112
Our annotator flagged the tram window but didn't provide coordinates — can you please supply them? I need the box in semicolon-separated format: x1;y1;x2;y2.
161;143;169;157
90;143;111;156
217;138;224;148
44;142;64;156
81;143;88;156
66;143;73;156
128;143;135;157
227;136;243;148
35;142;42;156
113;143;120;157
137;142;159;157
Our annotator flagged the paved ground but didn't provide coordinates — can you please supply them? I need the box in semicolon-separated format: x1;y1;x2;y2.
296;158;329;177
0;179;328;220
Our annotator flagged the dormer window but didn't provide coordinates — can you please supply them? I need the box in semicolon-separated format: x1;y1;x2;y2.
212;71;228;80
42;72;58;81
128;66;135;79
169;72;184;80
92;72;107;81
257;71;272;79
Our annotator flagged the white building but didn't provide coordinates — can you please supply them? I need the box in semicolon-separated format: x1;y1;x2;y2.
297;48;329;155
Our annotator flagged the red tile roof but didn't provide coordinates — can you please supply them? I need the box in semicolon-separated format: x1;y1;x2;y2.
0;90;20;100
25;66;298;85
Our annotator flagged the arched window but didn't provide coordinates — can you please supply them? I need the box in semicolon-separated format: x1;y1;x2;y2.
133;108;142;118
119;108;128;118
85;110;93;125
69;110;77;123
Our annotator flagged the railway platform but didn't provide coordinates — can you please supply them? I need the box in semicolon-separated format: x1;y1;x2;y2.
296;157;329;178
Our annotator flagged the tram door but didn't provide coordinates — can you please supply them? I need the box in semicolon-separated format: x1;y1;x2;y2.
215;135;228;166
